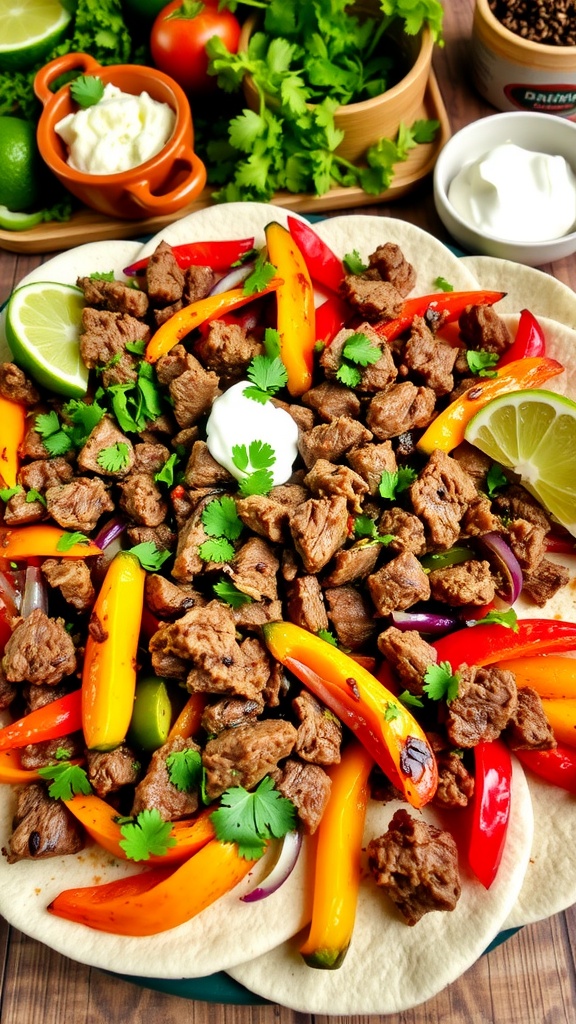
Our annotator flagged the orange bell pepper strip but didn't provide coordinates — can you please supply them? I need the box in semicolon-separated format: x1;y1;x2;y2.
0;396;26;488
264;221;316;397
0;524;101;560
144;277;282;363
540;698;576;748
81;550;145;751
48;837;256;935
0;689;82;752
262;622;437;808
299;740;373;969
64;792;215;864
417;356;564;454
0;749;42;783
167;693;207;741
495;654;576;699
373;289;506;343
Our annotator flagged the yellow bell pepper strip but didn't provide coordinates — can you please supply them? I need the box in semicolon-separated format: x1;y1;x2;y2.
167;692;207;741
0;396;26;488
0;524;102;560
81;550;145;752
144;278;282;363
373;289;506;344
48;837;256;935
64;793;215;864
0;749;42;783
299;740;373;969
495;654;576;699
0;689;82;752
417;356;564;454
540;698;576;748
262;622;437;808
264;221;316;397
432;618;576;668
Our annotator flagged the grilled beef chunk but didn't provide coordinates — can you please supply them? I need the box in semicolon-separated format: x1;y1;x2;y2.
459;304;512;355
0;670;17;710
367;551;431;617
145;240;185;304
3;490;46;525
324;585;377;650
198;320;263;377
127;523;176;551
133;442;171;474
41;558;95;612
223;536;279;601
379;507;426;556
19;457;74;492
286;575;329;633
87;745;141;798
399;316;458;396
45;477;114;533
493;483;552;531
521;558;570;607
377;627;437;695
298;416;373;468
434;750;475;809
0;362;40;405
410;449;478;550
202;719;297;800
446;665;518;747
236;494;290;544
290;495;349;574
320;323;397;393
20;732;83;770
366;382;436;440
171;494;215;581
505;518;547;573
119;472;167;527
183;265;216;303
184;440;235;489
145;575;205;619
339;274;403;321
77;275;149;317
451;441;492;486
347;441;397;495
201;696;264;735
368;242;416;296
302;381;361;422
6;783;84;862
273;758;331;834
132;736;201;820
77;416;135;477
168;352;220;428
79;308;148;386
304;459;368;513
428;559;496;607
2;609;76;686
323;541;380;587
367;808;461;925
505;687;556;751
293;690;342;764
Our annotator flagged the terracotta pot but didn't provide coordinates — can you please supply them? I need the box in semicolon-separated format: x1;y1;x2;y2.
239;3;434;163
34;52;206;220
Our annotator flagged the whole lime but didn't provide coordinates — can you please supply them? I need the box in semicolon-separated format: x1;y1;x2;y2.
0;117;43;212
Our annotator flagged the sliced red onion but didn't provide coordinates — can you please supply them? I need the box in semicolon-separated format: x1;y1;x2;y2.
391;610;458;635
0;570;20;616
209;262;255;296
240;831;302;903
21;565;48;617
477;532;523;604
94;516;127;551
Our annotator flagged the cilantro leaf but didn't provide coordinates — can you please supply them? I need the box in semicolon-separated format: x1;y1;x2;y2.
343;250;368;274
199;537;236;563
245;355;288;403
466;349;499;377
97;442;130;473
210;776;297;860
213;578;253;608
62;397;105;448
238;468;274;497
486;463;508;498
25;488;46;506
243;250;277;294
38;762;92;801
128;542;171;571
125;339;147;355
423;660;460;702
263;327;281;359
202;496;243;541
317;628;338;647
433;276;454;292
166;748;203;792
378;467;417;500
353;515;394;546
248;440;275;469
232;441;275;496
70;74;105;108
384;701;401;721
34;411;73;456
154;452;179;487
56;531;90;552
0;485;23;502
398;690;425;708
341;332;381;367
470;608;519;631
119;808;177;862
336;362;362;388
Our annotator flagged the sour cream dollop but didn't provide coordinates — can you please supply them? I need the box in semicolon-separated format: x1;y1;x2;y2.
206;381;299;487
56;84;176;174
448;141;576;242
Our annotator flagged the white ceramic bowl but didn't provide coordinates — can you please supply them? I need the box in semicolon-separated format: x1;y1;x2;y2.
433;111;576;266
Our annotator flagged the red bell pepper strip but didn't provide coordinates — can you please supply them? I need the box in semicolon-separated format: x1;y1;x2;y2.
432;618;576;669
265;221;316;397
262;621;437;808
373;289;506;343
545;533;576;554
468;739;512;889
287;216;344;293
498;308;546;367
0;689;82;752
315;295;351;347
123;237;256;276
0;396;26;489
514;744;576;794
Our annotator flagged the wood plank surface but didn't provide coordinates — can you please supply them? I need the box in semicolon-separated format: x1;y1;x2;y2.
0;1;575;1021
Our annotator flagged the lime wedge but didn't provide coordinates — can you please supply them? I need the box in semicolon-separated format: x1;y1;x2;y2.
0;0;72;71
5;281;88;398
464;388;576;536
0;205;43;231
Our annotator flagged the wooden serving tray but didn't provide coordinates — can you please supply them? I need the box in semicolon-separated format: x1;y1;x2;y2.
0;71;450;255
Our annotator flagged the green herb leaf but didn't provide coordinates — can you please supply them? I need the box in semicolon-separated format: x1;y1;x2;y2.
423;660;460;702
245;354;288;403
56;531;90;552
471;608;519;632
70;74;105;108
243;250;277;294
317;628;338;647
125;339;147;355
238;468;274;497
378;466;417;500
335;362;362;388
97;441;130;473
35;410;73;456
263;327;281;359
467;349;500;377
210;776;297;860
213;578;253;608
353;515;394;546
166;748;203;792
0;485;23;502
25;488;46;506
154;452;179;487
38;762;92;801
341;332;381;367
199;537;236;563
202;495;243;541
343;250;368;274
119;808;177;862
62;397;105;448
384;701;401;721
398;689;425;708
433;276;454;292
128;541;171;571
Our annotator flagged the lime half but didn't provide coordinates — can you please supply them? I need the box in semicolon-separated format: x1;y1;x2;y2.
0;0;72;71
5;281;88;398
465;388;576;536
0;205;43;231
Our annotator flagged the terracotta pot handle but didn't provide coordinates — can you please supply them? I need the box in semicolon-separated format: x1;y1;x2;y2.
125;147;207;213
33;52;102;106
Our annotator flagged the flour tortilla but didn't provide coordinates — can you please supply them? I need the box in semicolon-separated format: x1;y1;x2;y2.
228;760;533;1015
460;255;576;330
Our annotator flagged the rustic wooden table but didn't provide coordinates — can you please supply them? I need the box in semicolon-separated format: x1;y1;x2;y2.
1;1;575;1021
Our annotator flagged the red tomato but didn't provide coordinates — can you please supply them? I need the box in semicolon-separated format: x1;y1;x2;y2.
150;0;241;94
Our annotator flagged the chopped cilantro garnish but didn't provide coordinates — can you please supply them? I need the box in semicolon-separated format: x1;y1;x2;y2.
0;485;23;502
97;442;131;473
202;495;243;541
398;690;425;708
486;463;508;498
210;776;297;860
343;250;368;274
423;660;460;703
243;250;277;295
25;489;46;506
317;628;338;647
232;440;275;497
70;74;105;108
154;452;180;487
128;541;171;571
56;531;90;552
384;701;401;721
470;608;519;632
62;397;105;448
433;276;454;292
244;355;288;404
263;327;281;359
38;762;92;801
336;331;381;388
378;467;417;500
125;339;147;356
213;578;253;607
35;410;73;456
199;537;236;563
353;515;394;546
166;748;203;792
466;349;499;377
118;808;177;862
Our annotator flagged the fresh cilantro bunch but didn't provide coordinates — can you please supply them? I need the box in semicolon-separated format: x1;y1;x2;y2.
210;776;297;859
